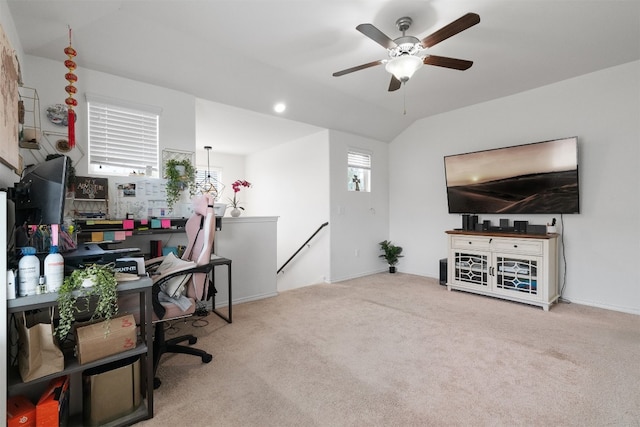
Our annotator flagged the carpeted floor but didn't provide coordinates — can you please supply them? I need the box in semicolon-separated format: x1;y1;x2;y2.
138;273;640;426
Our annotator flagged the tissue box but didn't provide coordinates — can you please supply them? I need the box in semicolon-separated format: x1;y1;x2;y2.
75;315;136;364
213;203;227;217
36;376;69;427
7;395;36;427
83;356;141;426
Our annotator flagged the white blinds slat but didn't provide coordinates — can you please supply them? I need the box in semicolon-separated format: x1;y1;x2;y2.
348;151;371;169
88;101;159;171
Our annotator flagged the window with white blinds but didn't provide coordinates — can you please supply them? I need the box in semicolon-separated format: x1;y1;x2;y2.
88;99;160;177
347;150;371;192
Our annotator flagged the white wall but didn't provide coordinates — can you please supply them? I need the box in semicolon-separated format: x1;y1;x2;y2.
246;130;330;292
390;61;640;314
329;130;390;281
20;55;196;176
195;151;245;215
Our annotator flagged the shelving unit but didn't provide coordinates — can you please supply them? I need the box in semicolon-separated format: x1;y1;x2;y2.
6;278;154;426
446;230;559;311
74;218;188;245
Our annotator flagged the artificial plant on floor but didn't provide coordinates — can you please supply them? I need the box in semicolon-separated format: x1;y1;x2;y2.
379;240;403;273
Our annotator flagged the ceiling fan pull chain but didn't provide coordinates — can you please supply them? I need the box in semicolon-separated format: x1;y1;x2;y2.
403;83;407;115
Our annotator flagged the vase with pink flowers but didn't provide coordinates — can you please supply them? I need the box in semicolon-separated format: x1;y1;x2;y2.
228;179;251;217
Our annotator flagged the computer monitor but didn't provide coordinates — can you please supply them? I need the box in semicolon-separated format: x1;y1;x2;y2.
13;155;69;227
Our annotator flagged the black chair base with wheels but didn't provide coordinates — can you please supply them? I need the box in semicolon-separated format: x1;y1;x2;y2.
152;319;214;389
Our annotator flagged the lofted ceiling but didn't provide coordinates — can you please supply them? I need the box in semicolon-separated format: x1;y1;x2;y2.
7;1;640;156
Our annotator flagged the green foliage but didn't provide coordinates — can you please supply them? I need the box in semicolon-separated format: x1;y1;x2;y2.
165;159;197;209
55;263;119;341
379;240;404;266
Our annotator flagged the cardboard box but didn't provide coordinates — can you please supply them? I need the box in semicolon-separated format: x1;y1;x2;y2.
83;356;141;426
75;315;137;364
36;376;69;427
7;395;36;427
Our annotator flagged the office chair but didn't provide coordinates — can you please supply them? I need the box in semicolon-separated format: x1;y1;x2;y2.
119;194;217;389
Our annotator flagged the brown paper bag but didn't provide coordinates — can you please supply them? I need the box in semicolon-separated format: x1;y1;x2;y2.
17;311;65;382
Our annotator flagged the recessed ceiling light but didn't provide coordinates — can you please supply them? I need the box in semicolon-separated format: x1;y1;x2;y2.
274;103;286;113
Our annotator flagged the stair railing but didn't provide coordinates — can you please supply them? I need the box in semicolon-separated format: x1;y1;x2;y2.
277;222;329;274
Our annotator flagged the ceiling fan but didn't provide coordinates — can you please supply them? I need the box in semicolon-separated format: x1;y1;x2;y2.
333;12;480;91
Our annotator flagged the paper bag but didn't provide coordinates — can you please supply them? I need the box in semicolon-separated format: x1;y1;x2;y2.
17;311;64;382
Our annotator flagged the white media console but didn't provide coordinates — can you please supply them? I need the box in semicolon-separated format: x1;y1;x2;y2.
446;230;559;311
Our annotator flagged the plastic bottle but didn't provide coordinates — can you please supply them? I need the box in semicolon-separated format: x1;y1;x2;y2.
44;245;65;292
6;269;17;299
18;246;40;296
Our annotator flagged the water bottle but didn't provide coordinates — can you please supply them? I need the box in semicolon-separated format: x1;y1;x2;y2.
44;245;65;292
18;246;40;296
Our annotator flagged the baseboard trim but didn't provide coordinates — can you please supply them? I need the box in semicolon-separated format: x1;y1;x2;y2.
201;291;279;311
328;268;389;284
558;297;640;315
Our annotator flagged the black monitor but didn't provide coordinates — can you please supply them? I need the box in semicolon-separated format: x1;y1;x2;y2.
13;155;69;227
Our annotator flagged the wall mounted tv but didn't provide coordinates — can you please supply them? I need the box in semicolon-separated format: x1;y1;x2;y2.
444;137;579;214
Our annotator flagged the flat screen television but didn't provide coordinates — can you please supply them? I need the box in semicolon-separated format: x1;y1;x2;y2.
13;155;69;226
444;137;579;214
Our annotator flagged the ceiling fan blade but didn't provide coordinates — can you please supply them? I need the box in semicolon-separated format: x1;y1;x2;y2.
421;12;480;48
356;23;397;49
424;55;473;70
332;60;384;77
388;76;401;92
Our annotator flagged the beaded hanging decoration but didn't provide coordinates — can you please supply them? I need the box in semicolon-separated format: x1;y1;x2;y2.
64;27;77;148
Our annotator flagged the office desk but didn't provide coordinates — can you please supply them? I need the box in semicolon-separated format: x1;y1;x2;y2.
7;277;154;425
209;255;232;323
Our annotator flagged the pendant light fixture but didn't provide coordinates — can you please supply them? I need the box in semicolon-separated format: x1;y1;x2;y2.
198;145;223;199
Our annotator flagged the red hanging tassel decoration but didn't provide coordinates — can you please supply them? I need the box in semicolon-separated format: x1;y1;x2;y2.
64;27;77;148
68;109;76;146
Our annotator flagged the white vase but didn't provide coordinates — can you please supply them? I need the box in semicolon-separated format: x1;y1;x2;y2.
230;208;242;217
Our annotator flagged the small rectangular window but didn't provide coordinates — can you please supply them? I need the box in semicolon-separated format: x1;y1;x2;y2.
348;150;371;192
87;95;160;177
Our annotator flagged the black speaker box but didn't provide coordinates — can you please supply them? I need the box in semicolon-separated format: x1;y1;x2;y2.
462;214;470;230
470;215;479;231
514;220;528;233
527;224;548;235
500;218;509;228
439;258;448;286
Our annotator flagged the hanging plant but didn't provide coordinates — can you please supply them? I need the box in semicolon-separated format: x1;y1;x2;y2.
165;158;197;209
55;263;119;341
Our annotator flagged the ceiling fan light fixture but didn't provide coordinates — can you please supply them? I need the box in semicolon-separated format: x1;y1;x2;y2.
385;55;423;82
274;102;286;113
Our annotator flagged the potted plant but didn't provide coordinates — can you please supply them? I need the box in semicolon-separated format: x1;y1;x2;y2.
165;158;197;209
55;263;119;341
227;179;251;217
379;240;403;273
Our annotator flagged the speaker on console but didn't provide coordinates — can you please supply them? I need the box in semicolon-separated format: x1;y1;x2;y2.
514;220;528;233
470;215;479;231
526;224;548;235
462;214;470;230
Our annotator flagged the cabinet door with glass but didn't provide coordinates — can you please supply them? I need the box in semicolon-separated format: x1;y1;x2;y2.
492;253;542;300
450;250;489;290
